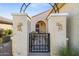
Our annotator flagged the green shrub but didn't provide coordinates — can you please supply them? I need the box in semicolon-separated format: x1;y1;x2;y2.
0;29;12;43
59;47;71;56
59;47;79;56
0;29;4;38
0;38;2;44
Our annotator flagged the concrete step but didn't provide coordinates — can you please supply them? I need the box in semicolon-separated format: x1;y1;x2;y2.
28;53;50;56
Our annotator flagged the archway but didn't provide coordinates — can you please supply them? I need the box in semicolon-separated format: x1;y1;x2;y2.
35;21;46;33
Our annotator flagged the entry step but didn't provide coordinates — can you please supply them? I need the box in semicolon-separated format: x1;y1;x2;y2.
28;52;50;56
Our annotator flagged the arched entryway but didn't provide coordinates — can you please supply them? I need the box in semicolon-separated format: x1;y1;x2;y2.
29;21;50;55
35;21;46;33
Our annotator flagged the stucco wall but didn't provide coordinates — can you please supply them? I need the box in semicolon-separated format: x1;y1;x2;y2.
31;9;51;33
48;13;67;55
12;13;31;56
59;4;79;50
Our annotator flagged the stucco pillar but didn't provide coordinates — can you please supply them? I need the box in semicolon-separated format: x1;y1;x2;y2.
12;13;31;56
48;13;68;56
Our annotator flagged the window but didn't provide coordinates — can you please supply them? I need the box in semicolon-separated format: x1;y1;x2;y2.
36;24;39;33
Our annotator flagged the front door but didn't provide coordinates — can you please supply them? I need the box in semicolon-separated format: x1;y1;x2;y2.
36;21;46;33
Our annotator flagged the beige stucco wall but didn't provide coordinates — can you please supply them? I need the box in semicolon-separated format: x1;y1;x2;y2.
59;4;79;50
0;24;12;30
12;13;31;56
48;13;67;55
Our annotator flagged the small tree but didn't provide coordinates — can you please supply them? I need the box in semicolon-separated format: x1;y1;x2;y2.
0;29;12;43
4;29;12;36
2;29;12;43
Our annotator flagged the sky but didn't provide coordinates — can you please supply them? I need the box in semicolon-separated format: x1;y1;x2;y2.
0;3;53;20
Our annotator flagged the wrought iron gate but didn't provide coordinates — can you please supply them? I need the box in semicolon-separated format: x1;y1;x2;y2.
29;33;50;53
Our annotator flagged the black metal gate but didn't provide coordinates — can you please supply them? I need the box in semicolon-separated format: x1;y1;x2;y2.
29;33;50;53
